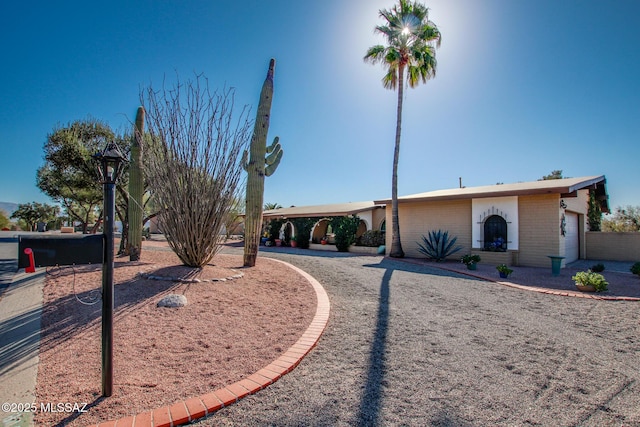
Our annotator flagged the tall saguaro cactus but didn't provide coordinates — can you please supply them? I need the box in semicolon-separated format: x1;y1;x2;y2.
242;58;284;267
128;106;145;261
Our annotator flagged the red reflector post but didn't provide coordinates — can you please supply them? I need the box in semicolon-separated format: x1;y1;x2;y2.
24;248;36;273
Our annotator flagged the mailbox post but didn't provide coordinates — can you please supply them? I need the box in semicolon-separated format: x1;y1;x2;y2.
94;141;126;397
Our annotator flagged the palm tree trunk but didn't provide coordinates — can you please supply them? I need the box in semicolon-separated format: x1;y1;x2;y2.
390;64;405;258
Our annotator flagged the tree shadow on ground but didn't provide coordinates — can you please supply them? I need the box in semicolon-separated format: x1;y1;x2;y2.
355;267;391;426
38;263;179;353
0;305;41;376
354;258;480;426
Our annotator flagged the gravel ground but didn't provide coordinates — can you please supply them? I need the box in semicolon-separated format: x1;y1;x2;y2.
192;246;640;426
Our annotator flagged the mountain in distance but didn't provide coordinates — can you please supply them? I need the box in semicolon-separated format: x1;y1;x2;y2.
0;202;19;216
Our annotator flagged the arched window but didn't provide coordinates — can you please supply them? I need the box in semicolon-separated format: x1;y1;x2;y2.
484;215;507;251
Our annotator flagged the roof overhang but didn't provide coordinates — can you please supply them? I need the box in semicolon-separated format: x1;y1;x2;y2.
374;175;610;213
262;201;384;219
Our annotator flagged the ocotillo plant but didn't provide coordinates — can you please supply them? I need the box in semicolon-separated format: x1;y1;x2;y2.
127;106;145;261
243;58;283;267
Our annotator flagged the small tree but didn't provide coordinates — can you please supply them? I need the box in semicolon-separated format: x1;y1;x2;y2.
10;202;59;231
37;119;113;233
602;206;640;232
0;210;10;229
540;170;564;180
587;191;602;231
142;74;251;267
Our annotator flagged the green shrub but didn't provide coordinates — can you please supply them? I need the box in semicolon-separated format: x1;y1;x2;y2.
330;216;361;252
496;264;513;276
356;230;385;247
461;254;481;266
590;263;605;273
291;217;315;249
572;270;609;292
417;230;462;261
631;262;640;276
267;218;285;243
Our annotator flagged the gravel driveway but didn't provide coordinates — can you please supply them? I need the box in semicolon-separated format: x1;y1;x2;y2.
194;248;640;426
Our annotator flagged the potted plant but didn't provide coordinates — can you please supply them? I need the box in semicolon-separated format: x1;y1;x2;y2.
290;236;298;248
461;254;481;270
631;262;640;277
320;237;327;245
496;264;513;278
572;270;608;292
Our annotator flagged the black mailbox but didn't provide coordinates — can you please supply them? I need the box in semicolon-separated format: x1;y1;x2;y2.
18;234;104;268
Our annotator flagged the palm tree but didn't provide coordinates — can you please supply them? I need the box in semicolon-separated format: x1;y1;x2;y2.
264;202;283;210
365;0;441;258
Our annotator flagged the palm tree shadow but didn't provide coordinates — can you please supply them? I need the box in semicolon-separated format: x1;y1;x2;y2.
356;267;392;426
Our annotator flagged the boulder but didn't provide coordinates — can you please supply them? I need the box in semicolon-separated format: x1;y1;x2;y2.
157;294;187;308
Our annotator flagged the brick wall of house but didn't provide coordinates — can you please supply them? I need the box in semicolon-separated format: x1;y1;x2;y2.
517;194;561;267
388;199;472;259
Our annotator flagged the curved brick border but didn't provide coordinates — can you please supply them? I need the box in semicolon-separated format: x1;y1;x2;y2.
90;259;330;427
399;258;640;302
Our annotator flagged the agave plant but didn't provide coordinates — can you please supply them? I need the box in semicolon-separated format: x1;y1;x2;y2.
417;230;462;261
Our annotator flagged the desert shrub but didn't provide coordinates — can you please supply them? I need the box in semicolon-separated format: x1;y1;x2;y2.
357;230;385;247
417;230;462;261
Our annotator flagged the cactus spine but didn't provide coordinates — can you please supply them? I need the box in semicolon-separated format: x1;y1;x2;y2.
128;106;145;261
243;58;283;267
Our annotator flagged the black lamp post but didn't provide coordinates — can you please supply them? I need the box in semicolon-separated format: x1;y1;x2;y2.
94;141;126;397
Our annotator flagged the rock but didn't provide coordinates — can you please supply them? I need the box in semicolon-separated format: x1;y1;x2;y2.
157;294;188;308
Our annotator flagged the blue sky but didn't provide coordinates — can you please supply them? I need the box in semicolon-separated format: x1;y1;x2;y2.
1;0;638;211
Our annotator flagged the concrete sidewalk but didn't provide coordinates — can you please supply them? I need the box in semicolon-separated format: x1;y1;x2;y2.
0;238;44;427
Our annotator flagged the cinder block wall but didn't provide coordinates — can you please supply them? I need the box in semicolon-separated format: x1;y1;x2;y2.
389;200;472;259
586;232;640;261
517;194;560;267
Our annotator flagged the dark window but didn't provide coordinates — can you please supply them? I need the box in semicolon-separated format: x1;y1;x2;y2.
484;215;507;251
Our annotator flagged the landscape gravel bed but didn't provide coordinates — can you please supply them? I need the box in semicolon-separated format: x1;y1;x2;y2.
194;247;640;426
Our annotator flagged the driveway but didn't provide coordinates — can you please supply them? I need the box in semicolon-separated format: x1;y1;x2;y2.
195;247;640;426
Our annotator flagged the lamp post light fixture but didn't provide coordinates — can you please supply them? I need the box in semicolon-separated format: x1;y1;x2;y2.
93;141;127;397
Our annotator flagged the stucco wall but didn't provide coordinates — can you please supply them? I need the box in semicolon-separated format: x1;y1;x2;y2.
517;194;561;267
387;199;472;259
586;232;640;261
562;189;589;215
373;208;386;231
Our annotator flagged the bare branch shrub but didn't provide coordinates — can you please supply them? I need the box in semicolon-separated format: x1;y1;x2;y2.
141;75;251;267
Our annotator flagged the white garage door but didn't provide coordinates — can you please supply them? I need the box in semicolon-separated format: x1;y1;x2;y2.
564;212;579;263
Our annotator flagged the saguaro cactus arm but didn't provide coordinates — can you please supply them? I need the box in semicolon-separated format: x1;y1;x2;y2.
265;137;283;177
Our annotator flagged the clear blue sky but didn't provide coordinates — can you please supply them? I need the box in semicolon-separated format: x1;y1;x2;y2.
1;0;638;211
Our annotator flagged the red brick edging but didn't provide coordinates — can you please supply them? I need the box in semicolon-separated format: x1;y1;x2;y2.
89;259;330;427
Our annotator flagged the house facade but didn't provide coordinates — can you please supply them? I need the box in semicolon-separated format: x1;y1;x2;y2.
375;176;609;268
262;201;386;246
